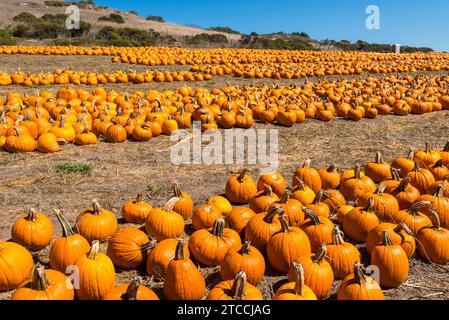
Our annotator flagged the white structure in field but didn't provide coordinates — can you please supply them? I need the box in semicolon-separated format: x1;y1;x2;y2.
395;44;401;54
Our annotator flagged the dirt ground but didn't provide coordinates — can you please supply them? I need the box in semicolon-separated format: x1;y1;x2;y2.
0;54;449;300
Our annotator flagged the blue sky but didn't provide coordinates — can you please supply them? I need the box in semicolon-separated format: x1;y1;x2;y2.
90;0;449;51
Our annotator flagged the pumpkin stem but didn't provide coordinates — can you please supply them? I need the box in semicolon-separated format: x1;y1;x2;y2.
174;240;185;260
303;206;321;225
292;177;307;191
391;168;401;181
239;241;251;255
375;183;387;195
433;159;444;169
54;209;75;237
354;165;361;180
88;240;101;259
292;262;305;296
211;218;226;237
164;197;180;212
92;199;103;215
230;270;247;300
427;209;441;230
443;142;449;153
312;189;329;204
122;277;142;300
408;201;431;215
263;206;283;223
140;238;157;252
31;264;50;291
353;263;367;284
135;193;143;203
432;184;444;197
375;152;382;164
396;177;411;192
380;230;393;246
25;208;38;222
263;184;273;195
312;243;327;263
303;159;311;168
279;188;291;204
327;165;336;173
425;142;431;153
363;198;375;212
278;214;290;232
237;169;250;183
396;223;414;236
331;225;345;245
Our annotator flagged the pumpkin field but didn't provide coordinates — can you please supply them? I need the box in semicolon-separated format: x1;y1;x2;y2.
1;47;449;301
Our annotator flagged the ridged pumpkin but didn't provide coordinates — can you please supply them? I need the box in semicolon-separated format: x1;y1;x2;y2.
207;271;263;300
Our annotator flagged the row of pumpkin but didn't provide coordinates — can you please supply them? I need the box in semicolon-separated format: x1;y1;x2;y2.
2;74;449;153
1;144;449;300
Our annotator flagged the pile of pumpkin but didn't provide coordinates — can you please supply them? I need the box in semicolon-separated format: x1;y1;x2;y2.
0;69;211;87
1;46;449;85
1;74;449;153
1;142;449;300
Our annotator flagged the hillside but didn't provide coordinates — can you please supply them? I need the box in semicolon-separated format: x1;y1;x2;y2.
0;0;242;42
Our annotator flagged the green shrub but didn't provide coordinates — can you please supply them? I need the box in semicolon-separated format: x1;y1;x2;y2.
187;33;229;45
44;0;67;7
98;13;125;24
146;16;164;22
208;26;240;34
13;12;37;23
54;163;93;174
96;26;176;47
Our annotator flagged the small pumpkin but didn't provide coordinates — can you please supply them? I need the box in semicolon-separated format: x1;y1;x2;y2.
287;243;334;299
267;214;312;273
192;203;222;230
370;230;409;288
291;177;316;205
103;277;159;300
107;227;156;270
49;210;90;273
208;195;233;216
207;271;263;300
337;263;384;300
76;199;118;243
225;169;257;204
226;206;256;235
326;226;361;279
189;218;240;267
292;159;322;193
256;172;287;196
416;210;449;264
220;241;265;286
417;184;449;229
340;165;376;202
273;263;317;300
163;241;206;300
121;193;153;224
249;184;280;213
0;241;34;291
172;181;194;220
146;238;190;278
385;177;420;210
318;165;341;189
407;162;436;194
364;152;392;183
342;198;380;242
74;240;116;300
245;206;282;254
394;201;433;235
300;207;334;252
11;208;54;251
12;264;74;300
145;197;184;241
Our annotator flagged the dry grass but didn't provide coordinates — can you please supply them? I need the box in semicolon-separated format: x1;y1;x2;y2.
0;53;448;300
